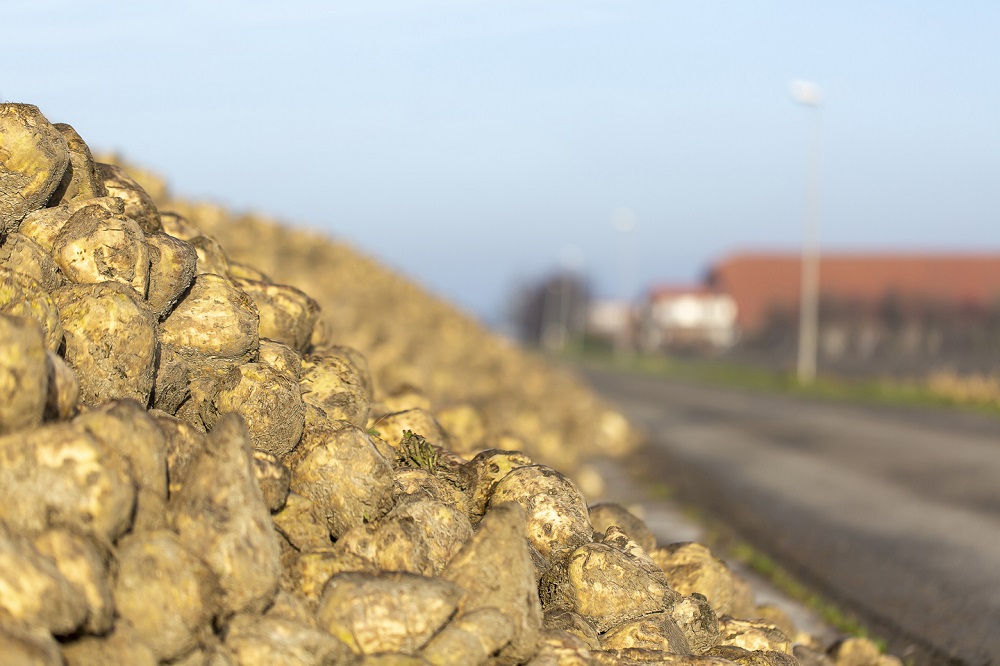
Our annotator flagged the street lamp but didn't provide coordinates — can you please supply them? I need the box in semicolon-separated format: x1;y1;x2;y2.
557;245;585;349
613;207;637;353
791;80;823;383
540;245;585;351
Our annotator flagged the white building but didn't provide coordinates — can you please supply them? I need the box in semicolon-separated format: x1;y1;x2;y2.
639;286;739;352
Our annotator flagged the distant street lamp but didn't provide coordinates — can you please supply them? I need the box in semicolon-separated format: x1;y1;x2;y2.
541;245;585;351
791;80;823;383
613;208;637;353
557;245;585;349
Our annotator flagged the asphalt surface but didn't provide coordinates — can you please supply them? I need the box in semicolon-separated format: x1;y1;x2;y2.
580;366;1000;666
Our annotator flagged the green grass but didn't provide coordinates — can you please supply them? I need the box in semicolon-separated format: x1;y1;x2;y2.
559;347;1000;417
683;504;893;654
623;465;876;641
725;538;875;641
729;541;893;655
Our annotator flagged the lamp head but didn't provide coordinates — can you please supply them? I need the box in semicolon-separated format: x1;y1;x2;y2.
790;80;822;106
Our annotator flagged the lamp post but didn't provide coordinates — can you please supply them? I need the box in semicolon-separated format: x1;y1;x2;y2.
557;245;585;350
613;207;637;353
790;80;822;383
540;246;585;351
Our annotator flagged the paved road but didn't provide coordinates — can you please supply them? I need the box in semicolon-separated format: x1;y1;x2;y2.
580;367;1000;666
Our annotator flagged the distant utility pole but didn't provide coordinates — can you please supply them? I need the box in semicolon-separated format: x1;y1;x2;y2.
791;80;823;384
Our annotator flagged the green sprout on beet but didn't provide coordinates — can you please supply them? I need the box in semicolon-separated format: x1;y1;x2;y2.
398;429;438;474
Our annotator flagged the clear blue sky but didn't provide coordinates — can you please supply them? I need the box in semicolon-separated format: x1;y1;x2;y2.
5;1;998;323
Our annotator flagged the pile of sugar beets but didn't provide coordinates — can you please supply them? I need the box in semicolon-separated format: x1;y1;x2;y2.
0;103;901;666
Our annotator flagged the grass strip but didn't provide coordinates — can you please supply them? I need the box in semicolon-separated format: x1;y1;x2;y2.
559;348;1000;417
677;496;894;655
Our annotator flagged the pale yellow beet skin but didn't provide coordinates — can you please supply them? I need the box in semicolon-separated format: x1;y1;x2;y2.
0;313;48;435
0;103;70;233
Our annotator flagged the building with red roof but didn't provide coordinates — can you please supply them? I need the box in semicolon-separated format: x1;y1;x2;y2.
641;252;1000;371
706;252;1000;333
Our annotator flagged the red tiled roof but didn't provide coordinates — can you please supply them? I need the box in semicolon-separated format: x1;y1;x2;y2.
647;284;720;300
707;252;1000;331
